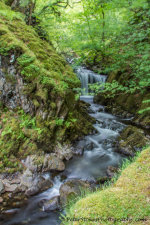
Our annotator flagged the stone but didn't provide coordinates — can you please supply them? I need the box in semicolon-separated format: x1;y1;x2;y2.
0;197;3;203
55;145;73;161
107;166;118;178
23;155;38;172
25;176;53;196
2;208;19;215
20;169;33;191
37;176;53;192
5;183;18;193
42;196;60;212
59;179;91;206
0;180;4;194
116;125;150;156
24;154;65;173
43;154;65;172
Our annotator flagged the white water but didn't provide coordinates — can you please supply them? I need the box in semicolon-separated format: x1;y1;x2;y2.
76;67;107;94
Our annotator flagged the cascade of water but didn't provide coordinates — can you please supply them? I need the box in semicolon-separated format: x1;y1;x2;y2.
76;67;107;95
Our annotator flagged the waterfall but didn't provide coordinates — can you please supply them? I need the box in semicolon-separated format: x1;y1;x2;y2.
76;67;107;95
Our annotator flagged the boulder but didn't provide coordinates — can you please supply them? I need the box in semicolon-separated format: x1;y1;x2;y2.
23;154;65;173
24;175;53;196
59;179;91;206
20;169;33;191
4;183;18;193
116;125;150;156
42;196;60;212
43;154;65;172
55;145;73;161
107;166;118;178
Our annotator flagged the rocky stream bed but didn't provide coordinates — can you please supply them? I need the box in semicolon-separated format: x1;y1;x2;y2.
0;68;149;225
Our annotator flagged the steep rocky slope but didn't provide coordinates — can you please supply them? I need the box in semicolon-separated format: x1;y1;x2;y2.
0;2;94;174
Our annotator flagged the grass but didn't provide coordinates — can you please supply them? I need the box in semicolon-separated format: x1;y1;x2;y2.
61;147;150;224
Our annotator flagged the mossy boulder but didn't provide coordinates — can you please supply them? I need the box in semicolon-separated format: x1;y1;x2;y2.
116;125;150;156
59;179;91;206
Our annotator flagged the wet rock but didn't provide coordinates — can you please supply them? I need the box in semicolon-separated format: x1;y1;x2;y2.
96;176;110;185
5;183;18;193
2;208;19;215
43;154;65;172
0;180;4;194
72;140;85;156
107;166;118;178
24;154;65;173
20;169;33;191
42;196;60;212
55;145;73;161
116;125;150;156
37;176;53;192
87;108;95;114
59;179;91;206
21;172;53;196
0;197;3;203
23;155;40;172
98;107;104;112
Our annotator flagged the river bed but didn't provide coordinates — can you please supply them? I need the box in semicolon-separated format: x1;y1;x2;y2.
1;69;127;225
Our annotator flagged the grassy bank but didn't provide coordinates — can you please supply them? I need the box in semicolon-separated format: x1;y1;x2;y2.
62;147;150;225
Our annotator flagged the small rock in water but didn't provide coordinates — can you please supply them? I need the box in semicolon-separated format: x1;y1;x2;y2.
107;166;118;178
42;196;60;212
98;108;104;112
59;179;91;206
2;208;19;215
25;176;53;196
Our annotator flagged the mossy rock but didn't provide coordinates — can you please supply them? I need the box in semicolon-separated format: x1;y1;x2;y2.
117;125;150;156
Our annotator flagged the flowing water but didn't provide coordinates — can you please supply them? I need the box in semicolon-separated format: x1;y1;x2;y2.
76;67;107;94
2;68;126;225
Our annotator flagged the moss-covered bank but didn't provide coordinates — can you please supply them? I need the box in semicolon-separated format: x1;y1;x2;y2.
94;70;150;129
62;147;150;225
0;2;94;173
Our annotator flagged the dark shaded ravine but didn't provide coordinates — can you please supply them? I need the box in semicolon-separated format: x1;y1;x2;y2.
2;68;127;225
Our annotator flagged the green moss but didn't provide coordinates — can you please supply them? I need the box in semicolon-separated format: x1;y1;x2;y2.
19;140;38;157
0;2;95;173
35;88;48;102
0;110;45;172
0;2;79;93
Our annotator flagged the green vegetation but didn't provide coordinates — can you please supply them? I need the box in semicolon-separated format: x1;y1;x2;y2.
0;1;95;172
0;0;149;223
62;147;150;224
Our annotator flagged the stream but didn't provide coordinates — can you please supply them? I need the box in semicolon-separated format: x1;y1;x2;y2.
2;68;126;225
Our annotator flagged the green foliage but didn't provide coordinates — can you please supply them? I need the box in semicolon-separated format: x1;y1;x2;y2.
0;109;45;172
